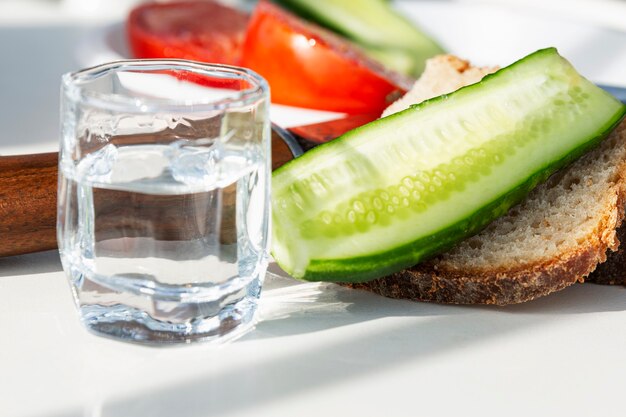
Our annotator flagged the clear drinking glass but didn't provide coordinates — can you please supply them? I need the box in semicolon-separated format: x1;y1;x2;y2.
58;60;271;344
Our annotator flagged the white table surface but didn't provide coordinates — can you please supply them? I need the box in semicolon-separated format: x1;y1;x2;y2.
1;2;625;417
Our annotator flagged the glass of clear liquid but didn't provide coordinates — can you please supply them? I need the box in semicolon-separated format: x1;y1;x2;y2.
58;60;270;344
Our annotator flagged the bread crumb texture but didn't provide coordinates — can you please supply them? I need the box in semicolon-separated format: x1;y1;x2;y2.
382;55;498;117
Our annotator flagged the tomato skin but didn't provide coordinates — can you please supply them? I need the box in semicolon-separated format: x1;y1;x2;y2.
127;1;249;65
240;1;408;114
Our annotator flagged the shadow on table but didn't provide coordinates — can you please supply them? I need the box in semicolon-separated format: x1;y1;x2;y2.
247;268;626;339
45;266;625;417
0;250;62;277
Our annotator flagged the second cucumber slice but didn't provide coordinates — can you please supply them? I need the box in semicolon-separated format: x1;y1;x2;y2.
273;0;444;76
272;48;626;282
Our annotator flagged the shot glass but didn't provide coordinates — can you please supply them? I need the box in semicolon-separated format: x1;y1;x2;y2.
58;60;271;344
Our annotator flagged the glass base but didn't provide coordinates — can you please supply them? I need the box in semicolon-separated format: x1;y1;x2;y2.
69;269;264;345
79;297;258;345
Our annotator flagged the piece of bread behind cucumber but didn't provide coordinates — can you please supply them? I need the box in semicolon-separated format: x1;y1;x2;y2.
348;55;626;305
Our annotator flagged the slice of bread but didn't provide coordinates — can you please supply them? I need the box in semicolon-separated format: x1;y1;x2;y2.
381;55;499;117
347;55;626;305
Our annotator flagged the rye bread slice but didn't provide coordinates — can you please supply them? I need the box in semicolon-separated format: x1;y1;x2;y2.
347;55;626;304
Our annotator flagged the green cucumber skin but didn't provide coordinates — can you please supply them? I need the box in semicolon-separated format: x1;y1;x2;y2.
272;0;444;76
272;48;626;283
301;112;625;282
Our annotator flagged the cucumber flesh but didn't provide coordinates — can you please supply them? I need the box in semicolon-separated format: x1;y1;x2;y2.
273;0;444;76
272;48;626;283
361;46;421;79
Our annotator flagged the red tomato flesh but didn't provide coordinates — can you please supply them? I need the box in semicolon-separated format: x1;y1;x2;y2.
127;0;409;114
240;0;410;114
127;0;249;65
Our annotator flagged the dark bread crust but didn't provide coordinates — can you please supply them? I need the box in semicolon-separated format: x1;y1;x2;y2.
347;244;607;305
587;222;626;285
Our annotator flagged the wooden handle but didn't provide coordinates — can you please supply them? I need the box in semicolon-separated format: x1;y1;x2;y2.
0;132;295;257
0;152;59;256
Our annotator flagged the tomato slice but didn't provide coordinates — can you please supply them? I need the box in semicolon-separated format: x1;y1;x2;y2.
240;0;410;114
127;1;249;65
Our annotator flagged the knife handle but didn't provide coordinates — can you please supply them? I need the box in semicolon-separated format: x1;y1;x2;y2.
0;152;58;257
0;131;297;258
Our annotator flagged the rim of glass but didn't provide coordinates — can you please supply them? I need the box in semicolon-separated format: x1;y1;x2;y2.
62;59;269;113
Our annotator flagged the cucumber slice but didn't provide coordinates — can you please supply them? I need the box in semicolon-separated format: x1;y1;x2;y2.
273;0;444;76
361;45;421;78
272;48;626;283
